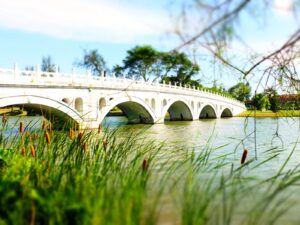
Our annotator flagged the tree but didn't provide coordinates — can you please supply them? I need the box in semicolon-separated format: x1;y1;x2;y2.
251;93;270;111
114;45;159;81
264;87;280;112
76;50;107;76
228;82;251;102
41;56;56;72
114;46;201;84
172;1;300;95
160;51;200;86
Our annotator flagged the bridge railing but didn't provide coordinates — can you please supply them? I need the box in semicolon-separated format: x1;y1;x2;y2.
0;65;244;107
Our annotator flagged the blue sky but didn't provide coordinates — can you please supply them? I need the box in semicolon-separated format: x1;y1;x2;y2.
0;0;298;88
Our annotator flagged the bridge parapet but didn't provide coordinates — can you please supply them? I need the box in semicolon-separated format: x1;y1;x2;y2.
0;66;244;109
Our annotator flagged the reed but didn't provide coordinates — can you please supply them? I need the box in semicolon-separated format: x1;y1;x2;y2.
0;119;300;225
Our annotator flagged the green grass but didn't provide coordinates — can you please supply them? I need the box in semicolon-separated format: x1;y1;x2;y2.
236;110;300;117
0;119;300;225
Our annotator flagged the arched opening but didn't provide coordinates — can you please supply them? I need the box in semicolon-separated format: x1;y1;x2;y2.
199;105;217;119
165;101;193;121
75;98;83;113
99;97;106;110
145;98;150;106
221;108;233;118
151;98;155;111
62;98;71;105
102;101;154;125
163;99;167;107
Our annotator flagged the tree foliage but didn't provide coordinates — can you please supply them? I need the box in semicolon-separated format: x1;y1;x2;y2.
228;82;251;102
114;45;159;81
76;50;107;76
41;56;56;72
114;45;200;84
251;93;270;110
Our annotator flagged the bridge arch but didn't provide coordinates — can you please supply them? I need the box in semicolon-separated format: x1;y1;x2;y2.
99;97;106;110
62;97;71;105
162;98;193;121
0;95;84;128
221;108;233;118
98;96;156;124
199;104;217;119
75;97;83;113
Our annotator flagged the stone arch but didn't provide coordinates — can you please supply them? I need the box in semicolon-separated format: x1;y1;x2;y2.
99;97;106;110
98;96;156;124
62;98;71;105
191;101;194;111
163;99;193;121
199;104;217;119
0;95;83;128
151;98;155;110
75;98;83;113
221;108;233;118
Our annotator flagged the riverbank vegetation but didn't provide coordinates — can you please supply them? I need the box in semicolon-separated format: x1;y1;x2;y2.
237;110;300;117
1;119;300;225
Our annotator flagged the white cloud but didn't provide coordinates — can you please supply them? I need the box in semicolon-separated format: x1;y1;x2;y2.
0;0;171;43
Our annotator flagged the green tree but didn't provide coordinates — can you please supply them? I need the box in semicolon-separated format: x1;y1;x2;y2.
76;50;107;76
114;45;159;81
264;87;280;112
228;82;251;102
160;51;200;86
41;56;56;72
252;93;270;110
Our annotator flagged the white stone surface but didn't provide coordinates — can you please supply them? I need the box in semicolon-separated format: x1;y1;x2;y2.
0;67;246;129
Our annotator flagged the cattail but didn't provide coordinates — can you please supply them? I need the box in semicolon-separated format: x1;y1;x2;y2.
31;145;36;158
43;119;47;130
33;132;38;140
45;131;51;144
48;122;53;135
25;131;30;137
241;148;248;164
83;143;88;153
142;159;148;171
19;121;24;133
21;146;25;156
77;132;83;142
2;114;7;127
69;128;74;140
102;139;107;151
98;124;102;134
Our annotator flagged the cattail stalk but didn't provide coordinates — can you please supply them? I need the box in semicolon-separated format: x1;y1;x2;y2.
45;131;51;144
31;145;36;158
102;139;107;151
21;146;25;157
19;121;24;133
43;119;47;130
69;128;74;140
241;148;248;164
83;143;88;153
142;159;148;171
78;132;83;142
98;124;102;134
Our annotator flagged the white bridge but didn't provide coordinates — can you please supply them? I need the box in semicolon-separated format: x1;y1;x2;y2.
0;65;246;129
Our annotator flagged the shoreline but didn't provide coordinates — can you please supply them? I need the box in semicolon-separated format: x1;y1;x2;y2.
236;110;300;117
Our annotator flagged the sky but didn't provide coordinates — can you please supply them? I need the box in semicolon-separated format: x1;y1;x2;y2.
0;0;298;88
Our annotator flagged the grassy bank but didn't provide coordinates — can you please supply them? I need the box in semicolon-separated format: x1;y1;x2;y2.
236;110;300;117
0;119;300;224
